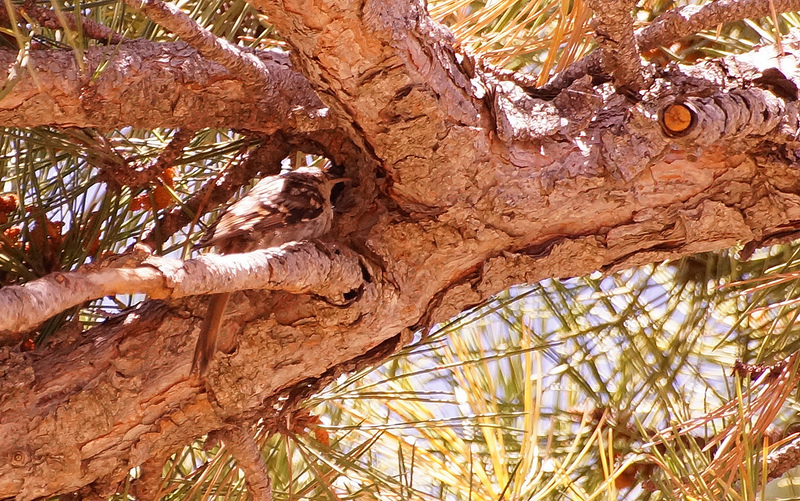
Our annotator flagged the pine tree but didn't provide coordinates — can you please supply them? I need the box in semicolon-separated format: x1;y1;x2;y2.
1;0;800;498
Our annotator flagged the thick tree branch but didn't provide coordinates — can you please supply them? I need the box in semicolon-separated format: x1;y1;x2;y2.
247;0;482;211
123;0;271;88
0;241;364;338
0;259;392;500
0;40;331;132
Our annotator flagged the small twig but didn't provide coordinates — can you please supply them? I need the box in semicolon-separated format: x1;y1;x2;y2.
732;359;787;381
60;129;128;170
100;128;196;189
19;0;126;44
217;424;273;501
585;0;644;91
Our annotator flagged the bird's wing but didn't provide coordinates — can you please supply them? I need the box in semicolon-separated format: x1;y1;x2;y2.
196;173;326;250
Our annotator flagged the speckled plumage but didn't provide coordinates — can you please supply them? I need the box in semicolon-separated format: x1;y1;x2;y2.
191;167;340;376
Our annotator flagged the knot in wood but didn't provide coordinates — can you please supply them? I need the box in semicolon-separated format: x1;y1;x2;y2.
11;449;28;466
660;102;695;137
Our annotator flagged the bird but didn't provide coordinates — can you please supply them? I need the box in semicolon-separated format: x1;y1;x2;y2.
191;166;344;376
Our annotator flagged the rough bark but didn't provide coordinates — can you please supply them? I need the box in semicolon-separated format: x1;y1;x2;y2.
0;241;365;338
585;0;643;90
0;40;332;132
2;0;800;499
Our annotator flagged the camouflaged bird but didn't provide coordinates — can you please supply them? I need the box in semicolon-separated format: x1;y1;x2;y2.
192;167;342;376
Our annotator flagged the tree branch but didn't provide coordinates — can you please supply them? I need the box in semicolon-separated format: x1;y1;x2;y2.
123;0;272;88
216;425;273;501
0;40;332;132
0;241;365;339
542;0;800;94
17;0;126;44
99;127;196;189
638;0;800;51
585;0;643;90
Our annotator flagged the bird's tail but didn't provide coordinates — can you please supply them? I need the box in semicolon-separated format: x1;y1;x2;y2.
192;292;231;376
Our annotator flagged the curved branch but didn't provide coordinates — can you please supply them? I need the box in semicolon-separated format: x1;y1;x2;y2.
0;241;364;339
18;1;125;44
638;0;800;51
215;425;274;500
